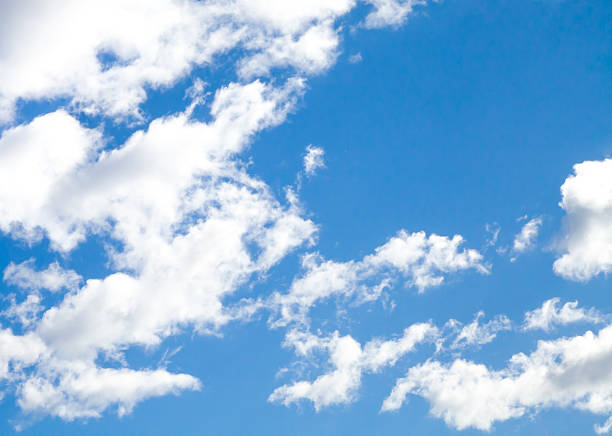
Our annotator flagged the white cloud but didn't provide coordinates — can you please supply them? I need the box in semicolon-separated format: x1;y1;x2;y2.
596;417;612;435
523;298;605;332
4;260;81;292
0;329;47;380
269;231;488;326
512;216;542;255
0;0;436;422
17;364;201;420
2;294;44;328
269;323;438;410
363;0;425;29
303;145;325;176
0;110;102;248
451;311;511;349
554;159;612;281
0;79;317;418
382;323;612;433
0;0;371;124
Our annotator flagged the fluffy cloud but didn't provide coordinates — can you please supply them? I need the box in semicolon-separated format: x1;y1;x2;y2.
512;216;542;255
0;0;360;124
523;298;605;332
0;0;443;423
363;0;425;29
269;323;438;409
18;364;201;421
303;145;325;176
450;311;511;349
554;159;612;281
269;231;488;326
0;79;317;418
382;323;612;433
4;260;81;292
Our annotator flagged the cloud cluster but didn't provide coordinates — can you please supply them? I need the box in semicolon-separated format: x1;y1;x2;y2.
0;79;319;418
269;323;438;409
4;0;607;431
382;323;612;433
268;230;488;326
0;0;441;423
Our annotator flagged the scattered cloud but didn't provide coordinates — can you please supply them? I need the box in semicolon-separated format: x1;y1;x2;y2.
303;145;325;176
512;216;542;257
348;52;363;63
523;298;605;332
269;323;438;409
267;230;488;327
382;323;612;433
363;0;425;29
450;311;511;349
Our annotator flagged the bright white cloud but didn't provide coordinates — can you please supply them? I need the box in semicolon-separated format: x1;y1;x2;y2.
303;145;325;176
0;0;440;422
382;323;612;433
554;159;612;281
523;298;605;332
269;231;488;326
269;323;438;410
0;329;46;380
0;0;372;124
0;79;317;419
17;365;201;421
513;216;542;254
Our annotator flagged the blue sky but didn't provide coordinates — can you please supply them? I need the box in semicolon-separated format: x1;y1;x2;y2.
0;0;611;434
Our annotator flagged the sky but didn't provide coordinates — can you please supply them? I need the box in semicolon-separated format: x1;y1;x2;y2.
0;0;611;434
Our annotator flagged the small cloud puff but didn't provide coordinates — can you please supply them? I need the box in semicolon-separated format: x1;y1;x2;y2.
303;145;325;176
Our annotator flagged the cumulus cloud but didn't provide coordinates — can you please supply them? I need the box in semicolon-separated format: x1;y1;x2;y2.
0;0;442;422
0;78;318;418
269;323;438;409
268;230;488;326
554;159;612;281
382;323;612;433
523;298;605;332
17;365;201;421
0;0;360;124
